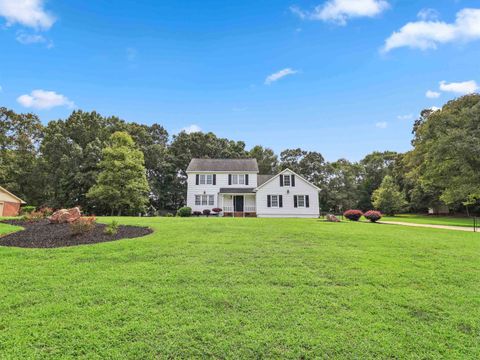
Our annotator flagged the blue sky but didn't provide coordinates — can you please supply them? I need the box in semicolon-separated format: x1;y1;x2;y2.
1;0;479;161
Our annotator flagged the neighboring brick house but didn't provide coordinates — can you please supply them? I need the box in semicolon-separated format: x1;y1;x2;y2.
0;186;26;217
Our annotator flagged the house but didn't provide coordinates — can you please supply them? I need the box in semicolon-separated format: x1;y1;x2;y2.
0;186;26;217
186;159;320;218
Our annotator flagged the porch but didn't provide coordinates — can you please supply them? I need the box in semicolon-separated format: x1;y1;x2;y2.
219;189;256;217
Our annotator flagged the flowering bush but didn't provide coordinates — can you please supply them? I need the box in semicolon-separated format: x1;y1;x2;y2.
212;208;222;214
343;209;363;221
193;211;202;217
70;216;97;235
364;210;382;223
203;209;211;217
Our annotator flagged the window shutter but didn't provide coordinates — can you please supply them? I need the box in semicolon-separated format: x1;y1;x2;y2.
279;195;283;208
294;195;298;208
291;175;295;187
213;174;216;185
245;174;249;185
267;195;271;207
228;174;232;185
196;174;199;185
280;175;284;187
306;195;310;208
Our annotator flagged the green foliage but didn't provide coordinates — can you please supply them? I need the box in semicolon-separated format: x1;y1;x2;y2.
249;145;278;174
69;216;97;235
20;206;36;215
87;132;150;215
372;175;407;216
0;218;478;358
104;220;119;235
176;206;192;217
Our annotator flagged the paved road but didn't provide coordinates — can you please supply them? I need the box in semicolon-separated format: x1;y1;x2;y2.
379;221;477;232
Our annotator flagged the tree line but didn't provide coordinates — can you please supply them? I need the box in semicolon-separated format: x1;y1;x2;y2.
1;94;479;215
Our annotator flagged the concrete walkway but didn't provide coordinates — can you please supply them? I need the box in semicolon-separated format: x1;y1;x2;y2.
379;221;477;232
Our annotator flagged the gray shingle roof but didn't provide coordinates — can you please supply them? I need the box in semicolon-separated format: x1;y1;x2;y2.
187;158;259;172
257;174;275;186
219;188;255;194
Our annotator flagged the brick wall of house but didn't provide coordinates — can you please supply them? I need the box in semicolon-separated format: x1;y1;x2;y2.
2;202;21;216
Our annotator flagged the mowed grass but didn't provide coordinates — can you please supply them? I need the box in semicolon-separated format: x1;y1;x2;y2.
0;218;479;359
382;214;476;228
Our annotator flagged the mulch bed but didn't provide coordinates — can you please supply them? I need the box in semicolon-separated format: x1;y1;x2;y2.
0;219;153;248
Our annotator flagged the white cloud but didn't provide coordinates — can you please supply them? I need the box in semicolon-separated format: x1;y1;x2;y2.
0;0;55;30
426;90;441;99
265;68;299;85
0;85;2;92
376;121;388;129
417;8;439;21
17;90;75;110
383;8;480;52
181;124;202;134
397;114;413;120
15;31;53;47
430;106;441;112
439;80;478;95
290;0;389;25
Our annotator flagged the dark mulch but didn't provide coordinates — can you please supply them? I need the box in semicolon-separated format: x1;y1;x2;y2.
0;219;153;248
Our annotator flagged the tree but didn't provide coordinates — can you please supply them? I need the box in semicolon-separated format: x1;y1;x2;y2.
87;132;150;215
248;145;278;174
372;175;407;216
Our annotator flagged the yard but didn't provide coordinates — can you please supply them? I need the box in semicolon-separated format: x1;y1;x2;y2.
382;214;475;228
0;218;479;358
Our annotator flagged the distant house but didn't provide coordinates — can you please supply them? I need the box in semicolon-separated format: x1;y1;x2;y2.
186;159;320;218
0;186;26;217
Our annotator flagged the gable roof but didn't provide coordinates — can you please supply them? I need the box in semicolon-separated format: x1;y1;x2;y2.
186;158;259;172
0;186;26;204
254;168;321;191
257;174;275;186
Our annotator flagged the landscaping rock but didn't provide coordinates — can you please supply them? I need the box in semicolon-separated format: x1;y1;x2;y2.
326;214;340;222
49;207;82;224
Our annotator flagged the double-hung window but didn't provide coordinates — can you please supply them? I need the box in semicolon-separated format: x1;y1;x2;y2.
297;195;306;207
195;195;215;206
199;174;213;185
283;175;291;186
231;174;245;185
271;195;279;207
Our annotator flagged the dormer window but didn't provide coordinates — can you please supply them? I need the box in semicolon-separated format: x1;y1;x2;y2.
283;175;291;186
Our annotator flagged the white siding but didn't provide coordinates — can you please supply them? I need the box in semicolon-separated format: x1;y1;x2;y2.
255;170;319;218
186;172;258;212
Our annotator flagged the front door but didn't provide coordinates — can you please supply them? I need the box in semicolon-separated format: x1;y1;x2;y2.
234;196;244;212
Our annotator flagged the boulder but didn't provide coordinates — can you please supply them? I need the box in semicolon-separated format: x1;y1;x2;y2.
326;214;340;223
49;207;82;224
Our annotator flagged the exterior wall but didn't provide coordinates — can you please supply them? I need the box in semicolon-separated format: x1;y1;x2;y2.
255;170;320;218
1;201;21;216
186;172;258;212
0;190;21;203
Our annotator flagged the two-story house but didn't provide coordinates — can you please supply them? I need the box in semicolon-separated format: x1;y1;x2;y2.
186;158;320;218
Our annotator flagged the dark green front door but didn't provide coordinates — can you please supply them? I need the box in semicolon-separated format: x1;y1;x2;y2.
234;196;244;212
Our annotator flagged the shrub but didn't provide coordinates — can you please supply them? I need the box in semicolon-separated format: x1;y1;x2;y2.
163;213;174;217
203;209;211;217
212;208;222;214
24;211;45;222
20;206;36;215
177;206;192;217
70;216;97;235
39;207;54;217
193;211;202;217
364;210;382;223
104;220;119;235
343;209;363;221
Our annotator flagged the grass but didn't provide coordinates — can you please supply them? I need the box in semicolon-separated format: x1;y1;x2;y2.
0;217;479;358
382;214;476;228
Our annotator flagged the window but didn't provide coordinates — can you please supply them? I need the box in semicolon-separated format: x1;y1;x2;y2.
195;195;215;206
283;175;291;186
271;195;279;207
231;174;245;185
199;174;213;185
297;195;306;207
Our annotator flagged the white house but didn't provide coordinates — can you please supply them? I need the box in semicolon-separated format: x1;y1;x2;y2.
186;158;320;218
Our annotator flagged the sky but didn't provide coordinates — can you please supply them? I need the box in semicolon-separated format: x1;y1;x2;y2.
0;0;479;161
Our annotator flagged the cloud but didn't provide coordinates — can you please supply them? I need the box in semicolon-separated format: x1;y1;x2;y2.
376;121;388;129
0;0;55;30
181;124;202;134
397;114;413;120
265;68;299;85
439;80;478;95
0;85;2;92
290;0;389;25
17;90;75;110
417;8;440;21
16;31;53;47
426;90;441;99
382;8;480;52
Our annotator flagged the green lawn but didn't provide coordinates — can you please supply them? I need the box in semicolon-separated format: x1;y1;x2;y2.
382;214;476;228
0;218;479;358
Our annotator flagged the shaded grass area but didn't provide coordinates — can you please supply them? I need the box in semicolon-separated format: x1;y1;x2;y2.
382;214;475;228
0;217;479;358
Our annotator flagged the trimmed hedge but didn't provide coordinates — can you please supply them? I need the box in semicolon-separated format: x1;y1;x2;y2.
364;210;382;223
343;209;363;221
177;207;192;217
